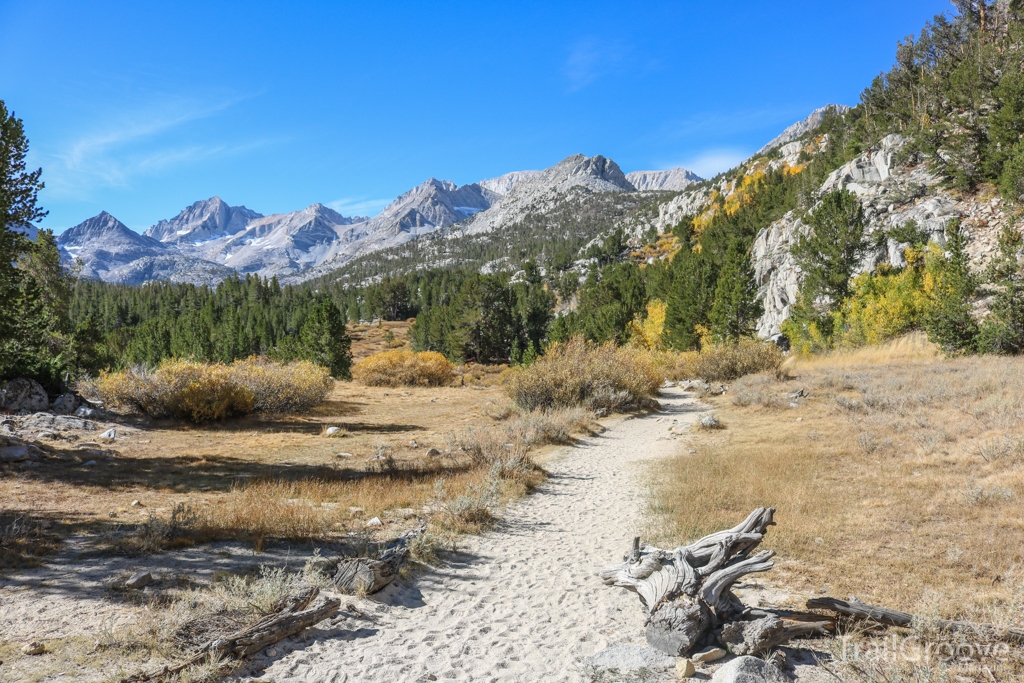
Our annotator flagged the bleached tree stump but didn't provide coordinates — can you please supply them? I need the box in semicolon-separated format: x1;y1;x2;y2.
601;508;786;656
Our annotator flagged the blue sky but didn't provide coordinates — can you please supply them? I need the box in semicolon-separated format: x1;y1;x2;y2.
1;0;950;233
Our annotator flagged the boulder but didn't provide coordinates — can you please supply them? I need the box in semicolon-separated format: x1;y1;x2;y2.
0;446;29;463
1;379;49;413
710;656;787;683
99;428;116;441
74;405;100;419
51;393;80;415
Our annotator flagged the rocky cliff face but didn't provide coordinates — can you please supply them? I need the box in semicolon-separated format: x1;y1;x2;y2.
750;132;1012;339
625;168;702;192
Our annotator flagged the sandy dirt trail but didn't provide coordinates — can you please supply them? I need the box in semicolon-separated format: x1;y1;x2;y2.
240;388;702;683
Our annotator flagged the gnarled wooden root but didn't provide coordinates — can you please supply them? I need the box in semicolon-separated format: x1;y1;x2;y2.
600;508;780;656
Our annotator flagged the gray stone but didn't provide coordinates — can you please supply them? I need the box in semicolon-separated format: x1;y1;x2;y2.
324;426;342;436
22;641;45;655
710;656;787;683
82;460;97;467
699;415;721;429
51;393;80;415
1;379;49;413
425;448;442;457
125;571;153;589
583;644;677;674
364;517;383;527
99;428;116;441
0;446;29;462
36;431;58;440
693;647;727;664
74;405;99;419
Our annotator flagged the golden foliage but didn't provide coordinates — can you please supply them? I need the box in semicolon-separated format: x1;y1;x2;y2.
627;299;668;350
352;349;455;387
90;357;332;422
503;337;662;411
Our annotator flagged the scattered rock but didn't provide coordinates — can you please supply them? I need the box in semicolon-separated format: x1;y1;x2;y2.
699;415;721;429
594;407;610;418
425;448;442;457
664;380;677;388
789;402;799;409
0;446;29;463
131;500;141;507
108;511;117;517
676;658;696;678
21;641;45;656
364;517;383;528
99;428;116;441
82;460;97;467
74;405;99;419
77;442;102;449
125;571;153;589
336;452;354;458
583;644;677;675
51;393;80;415
709;655;787;683
35;431;57;440
1;379;49;413
693;647;726;664
266;648;278;657
324;426;343;436
408;439;418;448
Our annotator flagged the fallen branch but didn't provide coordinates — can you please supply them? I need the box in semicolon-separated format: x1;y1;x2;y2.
807;596;1024;645
120;587;340;683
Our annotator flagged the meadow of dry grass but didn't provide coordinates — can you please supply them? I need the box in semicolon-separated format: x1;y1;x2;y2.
652;334;1024;679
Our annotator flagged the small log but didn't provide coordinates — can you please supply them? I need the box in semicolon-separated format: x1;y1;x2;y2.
333;545;409;594
807;597;1024;645
120;587;339;682
719;615;832;656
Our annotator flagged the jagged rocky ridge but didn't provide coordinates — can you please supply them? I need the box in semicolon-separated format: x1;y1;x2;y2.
58;161;699;285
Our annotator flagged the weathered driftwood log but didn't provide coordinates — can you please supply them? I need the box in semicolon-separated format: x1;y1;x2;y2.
807;597;1024;645
719;615;832;655
333;545;409;594
120;587;340;683
600;508;779;656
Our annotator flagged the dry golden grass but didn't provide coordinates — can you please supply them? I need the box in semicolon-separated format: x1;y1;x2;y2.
352;349;455;387
654;336;1024;623
654;335;1024;678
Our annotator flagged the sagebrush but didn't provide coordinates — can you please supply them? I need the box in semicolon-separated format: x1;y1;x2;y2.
89;357;332;422
504;337;661;411
660;340;784;382
352;349;455;387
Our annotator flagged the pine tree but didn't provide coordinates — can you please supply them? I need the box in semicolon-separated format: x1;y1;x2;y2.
298;299;353;378
791;189;868;310
924;219;978;353
708;241;763;342
977;224;1024;354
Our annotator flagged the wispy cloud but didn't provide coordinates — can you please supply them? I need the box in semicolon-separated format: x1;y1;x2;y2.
36;94;271;199
327;197;392;218
662;149;751;179
563;37;631;91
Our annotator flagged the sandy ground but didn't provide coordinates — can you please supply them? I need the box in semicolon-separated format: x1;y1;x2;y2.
232;388;707;683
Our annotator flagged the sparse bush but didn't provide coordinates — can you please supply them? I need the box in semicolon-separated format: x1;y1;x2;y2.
670;340;784;382
503;337;661;411
89;357;332;423
352;349;455;387
228;356;333;413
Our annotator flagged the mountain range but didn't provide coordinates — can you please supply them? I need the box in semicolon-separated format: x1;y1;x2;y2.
56;162;701;285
